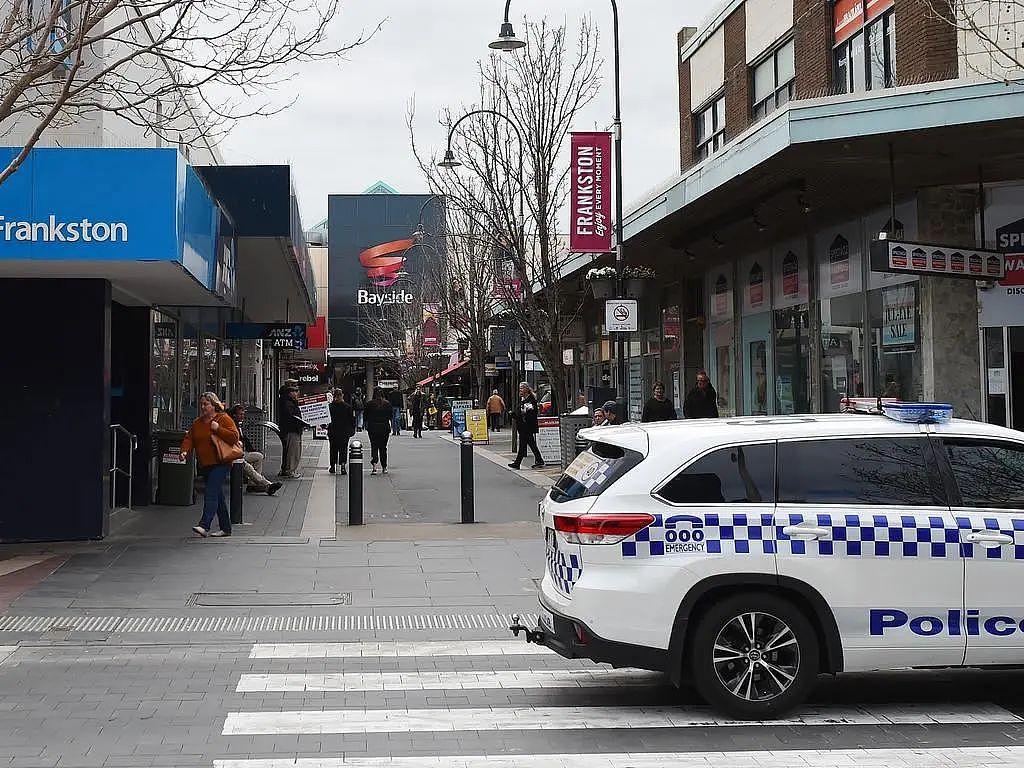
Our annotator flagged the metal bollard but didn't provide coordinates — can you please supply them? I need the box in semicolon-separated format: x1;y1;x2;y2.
460;430;475;524
348;440;364;526
230;459;245;524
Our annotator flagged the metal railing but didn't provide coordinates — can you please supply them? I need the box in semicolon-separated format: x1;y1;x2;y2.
110;423;138;512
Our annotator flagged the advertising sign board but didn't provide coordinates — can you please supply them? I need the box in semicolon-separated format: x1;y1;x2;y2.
569;132;612;253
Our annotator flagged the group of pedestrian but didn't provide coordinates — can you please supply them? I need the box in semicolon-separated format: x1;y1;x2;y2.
635;370;719;424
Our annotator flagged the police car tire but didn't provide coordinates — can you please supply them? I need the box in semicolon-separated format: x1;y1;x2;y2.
690;592;819;720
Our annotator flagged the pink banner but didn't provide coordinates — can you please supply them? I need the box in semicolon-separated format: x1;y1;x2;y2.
570;132;612;253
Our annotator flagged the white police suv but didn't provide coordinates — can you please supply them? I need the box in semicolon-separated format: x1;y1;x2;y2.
513;402;1024;719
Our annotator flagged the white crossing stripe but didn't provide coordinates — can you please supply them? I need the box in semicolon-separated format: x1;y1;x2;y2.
249;639;550;659
222;702;1023;735
236;668;664;692
0;556;49;577
213;746;1024;767
0;645;17;665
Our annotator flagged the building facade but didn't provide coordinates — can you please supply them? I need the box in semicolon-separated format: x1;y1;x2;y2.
577;0;1024;426
0;148;315;542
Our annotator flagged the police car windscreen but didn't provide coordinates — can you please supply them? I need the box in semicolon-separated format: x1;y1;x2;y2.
549;442;643;503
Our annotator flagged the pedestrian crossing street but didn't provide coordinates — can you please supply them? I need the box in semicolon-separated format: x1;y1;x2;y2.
213;638;1024;767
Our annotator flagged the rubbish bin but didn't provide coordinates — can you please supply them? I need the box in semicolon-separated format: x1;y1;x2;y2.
154;430;195;505
559;413;594;468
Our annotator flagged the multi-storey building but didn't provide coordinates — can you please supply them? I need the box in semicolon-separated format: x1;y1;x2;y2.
585;0;1024;427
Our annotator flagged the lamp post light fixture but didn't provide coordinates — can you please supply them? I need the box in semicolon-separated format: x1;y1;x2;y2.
491;0;627;416
437;149;461;169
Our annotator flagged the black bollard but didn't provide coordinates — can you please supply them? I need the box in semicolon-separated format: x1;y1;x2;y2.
460;430;475;524
348;440;364;526
230;459;244;524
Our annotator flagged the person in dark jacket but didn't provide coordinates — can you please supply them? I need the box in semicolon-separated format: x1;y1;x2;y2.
409;386;426;438
642;381;677;423
387;388;404;436
352;388;365;431
228;404;282;495
328;389;355;475
508;382;544;470
363;388;393;474
683;369;720;419
277;383;306;478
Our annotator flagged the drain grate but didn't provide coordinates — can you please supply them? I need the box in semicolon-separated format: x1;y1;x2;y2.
186;592;352;607
0;612;537;634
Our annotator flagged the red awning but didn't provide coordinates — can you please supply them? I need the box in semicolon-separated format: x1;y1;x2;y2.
417;360;468;387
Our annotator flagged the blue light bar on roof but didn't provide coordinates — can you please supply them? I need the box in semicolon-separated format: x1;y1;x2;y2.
882;401;953;424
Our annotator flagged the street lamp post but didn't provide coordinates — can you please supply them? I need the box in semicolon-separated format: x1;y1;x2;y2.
491;0;627;416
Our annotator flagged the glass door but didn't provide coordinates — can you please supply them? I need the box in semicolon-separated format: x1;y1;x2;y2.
984;327;1009;428
742;312;772;415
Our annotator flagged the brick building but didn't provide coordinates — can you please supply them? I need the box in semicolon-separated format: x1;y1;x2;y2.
574;0;1024;428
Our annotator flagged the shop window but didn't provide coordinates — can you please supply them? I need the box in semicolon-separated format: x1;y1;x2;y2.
657;444;776;504
819;293;864;410
834;7;895;94
695;95;726;161
774;306;810;415
151;314;177;429
778;437;942;506
752;40;795;122
868;283;922;402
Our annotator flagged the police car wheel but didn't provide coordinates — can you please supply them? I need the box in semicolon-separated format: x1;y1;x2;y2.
690;593;819;720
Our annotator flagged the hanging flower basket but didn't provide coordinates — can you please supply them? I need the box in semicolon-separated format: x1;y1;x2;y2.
623;265;657;298
586;266;616;300
590;278;615;299
624;278;650;298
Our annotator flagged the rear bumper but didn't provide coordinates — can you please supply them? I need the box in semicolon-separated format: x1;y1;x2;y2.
536;596;671;674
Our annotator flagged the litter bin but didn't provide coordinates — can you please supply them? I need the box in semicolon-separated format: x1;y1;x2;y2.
559;413;594;468
154;430;195;505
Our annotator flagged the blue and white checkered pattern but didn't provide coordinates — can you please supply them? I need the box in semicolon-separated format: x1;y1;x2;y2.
619;511;1024;560
547;545;582;594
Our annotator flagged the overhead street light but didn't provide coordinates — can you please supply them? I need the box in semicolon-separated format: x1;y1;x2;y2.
437;149;461;169
492;0;628;415
489;14;526;51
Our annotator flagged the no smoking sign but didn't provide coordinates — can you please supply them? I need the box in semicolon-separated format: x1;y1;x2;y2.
605;299;638;332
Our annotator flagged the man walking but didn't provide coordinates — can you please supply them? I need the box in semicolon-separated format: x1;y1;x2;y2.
683;369;720;419
508;382;544;470
352;388;365;431
388;387;404;436
410;385;425;439
228;404;282;495
486;389;506;432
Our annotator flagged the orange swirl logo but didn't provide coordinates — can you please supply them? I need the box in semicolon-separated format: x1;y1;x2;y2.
359;238;414;288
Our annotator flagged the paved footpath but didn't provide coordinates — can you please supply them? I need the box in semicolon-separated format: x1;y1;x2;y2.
3;434;1024;765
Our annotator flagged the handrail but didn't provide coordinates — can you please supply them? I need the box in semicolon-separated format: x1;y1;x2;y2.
109;423;138;513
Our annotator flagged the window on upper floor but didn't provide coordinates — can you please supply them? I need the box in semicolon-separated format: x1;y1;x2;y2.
834;1;895;94
752;39;795;122
694;95;726;161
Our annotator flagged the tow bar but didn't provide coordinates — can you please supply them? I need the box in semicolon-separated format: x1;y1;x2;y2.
509;613;545;645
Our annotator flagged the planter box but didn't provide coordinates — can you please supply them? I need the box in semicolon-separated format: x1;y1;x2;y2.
625;278;651;298
589;278;615;299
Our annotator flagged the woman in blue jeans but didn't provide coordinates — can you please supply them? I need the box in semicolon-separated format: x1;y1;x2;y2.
180;392;241;537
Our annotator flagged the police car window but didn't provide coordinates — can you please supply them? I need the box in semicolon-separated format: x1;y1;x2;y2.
777;438;941;506
944;440;1024;509
656;444;775;504
549;443;643;503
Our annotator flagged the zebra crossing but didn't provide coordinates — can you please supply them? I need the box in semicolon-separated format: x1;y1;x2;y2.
214;637;1024;767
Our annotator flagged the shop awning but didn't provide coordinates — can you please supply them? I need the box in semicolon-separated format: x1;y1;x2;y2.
417;360;468;387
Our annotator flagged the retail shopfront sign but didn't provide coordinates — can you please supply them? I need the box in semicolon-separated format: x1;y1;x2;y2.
226;322;307;350
869;237;1006;280
0;215;129;243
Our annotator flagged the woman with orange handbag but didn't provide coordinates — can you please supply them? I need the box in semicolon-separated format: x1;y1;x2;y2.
180;391;242;538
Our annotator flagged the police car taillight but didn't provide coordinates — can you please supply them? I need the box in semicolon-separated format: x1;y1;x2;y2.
553;513;655;545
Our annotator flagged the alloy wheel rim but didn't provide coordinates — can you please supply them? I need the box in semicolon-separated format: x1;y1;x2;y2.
712;611;800;702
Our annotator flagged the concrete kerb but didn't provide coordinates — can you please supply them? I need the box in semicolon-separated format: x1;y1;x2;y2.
436;433;554;489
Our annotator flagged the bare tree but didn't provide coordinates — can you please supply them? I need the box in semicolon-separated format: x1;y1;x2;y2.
919;0;1022;80
0;0;378;185
410;18;602;412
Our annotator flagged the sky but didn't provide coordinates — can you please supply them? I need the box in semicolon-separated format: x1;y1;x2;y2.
222;0;720;227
